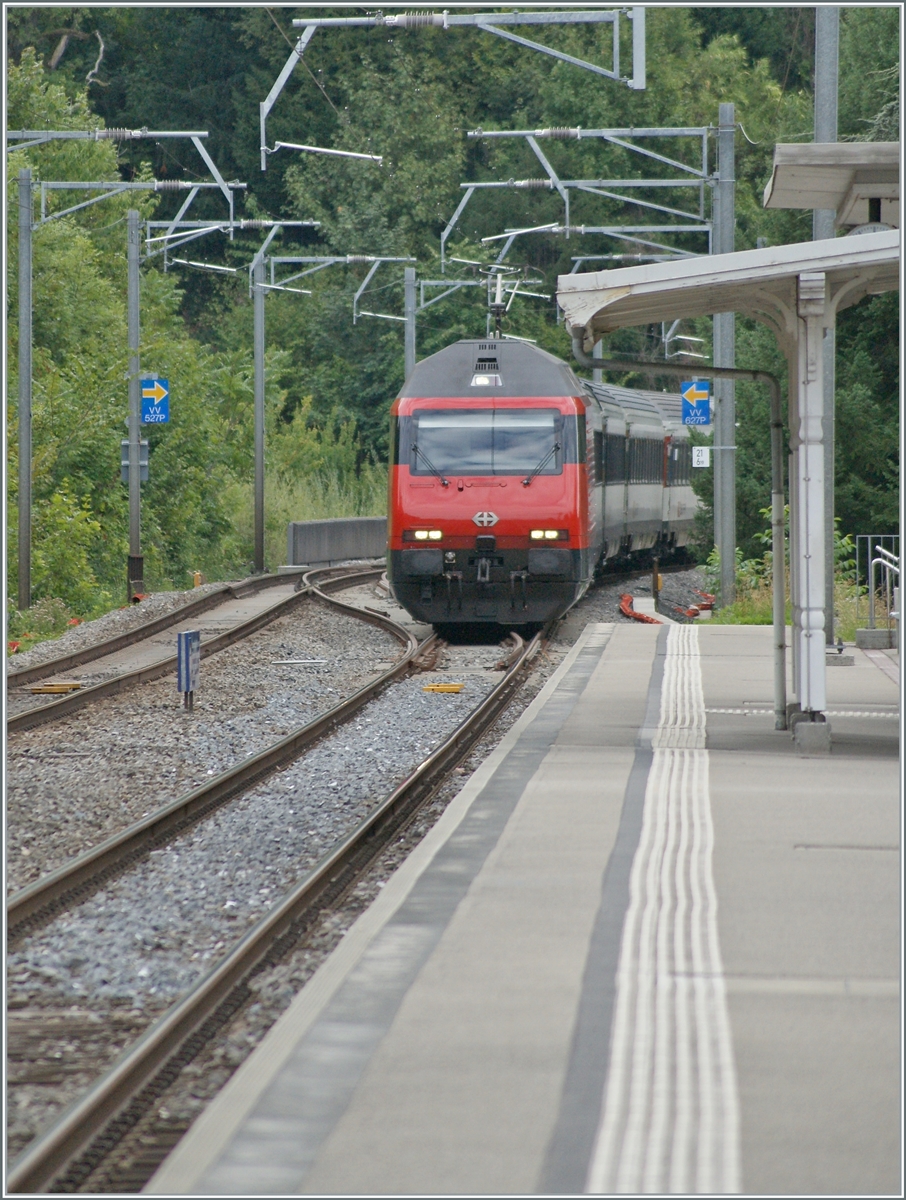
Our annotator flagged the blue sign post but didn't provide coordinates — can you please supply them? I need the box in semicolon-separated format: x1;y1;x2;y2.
681;380;712;426
141;378;170;424
177;629;200;711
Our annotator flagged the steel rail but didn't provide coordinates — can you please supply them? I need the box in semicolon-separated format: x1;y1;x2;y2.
7;625;543;1194
6;566;383;734
7;568;421;939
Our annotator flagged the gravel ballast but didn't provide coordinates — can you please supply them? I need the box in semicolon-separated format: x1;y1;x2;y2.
8;657;499;1005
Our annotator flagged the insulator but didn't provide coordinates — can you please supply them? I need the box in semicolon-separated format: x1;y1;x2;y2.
238;220;271;229
346;255;376;264
95;127;148;141
536;127;580;139
386;12;446;27
511;178;554;190
153;180;184;191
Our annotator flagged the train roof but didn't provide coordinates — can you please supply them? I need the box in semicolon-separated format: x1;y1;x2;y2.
582;378;686;426
398;339;687;429
399;338;584;399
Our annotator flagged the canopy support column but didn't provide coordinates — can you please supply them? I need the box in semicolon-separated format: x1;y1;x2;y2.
790;271;830;750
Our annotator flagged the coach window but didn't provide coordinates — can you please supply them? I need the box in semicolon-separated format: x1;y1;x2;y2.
629;437;662;484
667;441;692;485
605;433;626;483
593;431;604;483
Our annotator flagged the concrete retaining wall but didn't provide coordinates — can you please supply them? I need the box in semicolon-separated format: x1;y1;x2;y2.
855;627;898;649
286;517;387;568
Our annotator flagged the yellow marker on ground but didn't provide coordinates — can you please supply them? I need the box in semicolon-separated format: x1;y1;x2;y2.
29;681;84;694
423;683;465;693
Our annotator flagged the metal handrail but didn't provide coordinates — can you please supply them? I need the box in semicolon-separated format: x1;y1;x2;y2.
868;545;900;630
855;534;899;629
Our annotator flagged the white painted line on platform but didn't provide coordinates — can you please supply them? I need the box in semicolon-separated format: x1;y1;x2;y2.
861;648;900;685
722;975;899;997
586;625;741;1195
706;707;898;718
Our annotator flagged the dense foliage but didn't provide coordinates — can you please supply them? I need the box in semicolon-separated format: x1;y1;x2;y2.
6;6;899;625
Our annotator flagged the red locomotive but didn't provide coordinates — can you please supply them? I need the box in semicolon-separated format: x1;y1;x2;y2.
387;338;696;628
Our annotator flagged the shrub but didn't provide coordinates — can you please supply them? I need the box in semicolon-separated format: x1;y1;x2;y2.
8;595;74;651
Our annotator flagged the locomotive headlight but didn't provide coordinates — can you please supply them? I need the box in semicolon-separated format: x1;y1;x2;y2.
427;529;443;540
544;530;559;540
414;530;430;540
530;530;546;540
530;529;569;541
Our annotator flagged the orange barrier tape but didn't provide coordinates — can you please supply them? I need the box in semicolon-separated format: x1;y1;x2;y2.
619;594;663;625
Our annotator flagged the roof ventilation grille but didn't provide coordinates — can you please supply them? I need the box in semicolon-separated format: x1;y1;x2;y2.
475;357;500;372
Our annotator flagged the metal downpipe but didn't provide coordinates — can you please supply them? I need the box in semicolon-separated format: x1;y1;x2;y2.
570;336;788;729
18;168;32;611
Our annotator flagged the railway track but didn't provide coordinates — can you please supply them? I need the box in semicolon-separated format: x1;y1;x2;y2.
7;567;420;940
7;580;543;1193
8;575;281;688
6;567;409;898
6;567;391;733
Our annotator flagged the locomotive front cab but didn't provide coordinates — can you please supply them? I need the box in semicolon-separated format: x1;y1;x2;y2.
386;340;600;628
389;400;588;625
387;340;595;627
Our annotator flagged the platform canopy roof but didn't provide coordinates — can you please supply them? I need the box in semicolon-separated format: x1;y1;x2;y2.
556;229;900;345
763;141;899;227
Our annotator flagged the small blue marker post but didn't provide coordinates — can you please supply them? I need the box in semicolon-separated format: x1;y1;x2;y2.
177;630;201;711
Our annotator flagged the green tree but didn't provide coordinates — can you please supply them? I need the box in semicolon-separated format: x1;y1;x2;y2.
838;7;900;140
7;51;259;607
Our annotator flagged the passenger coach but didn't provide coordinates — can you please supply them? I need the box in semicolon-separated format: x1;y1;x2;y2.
387;338;697;627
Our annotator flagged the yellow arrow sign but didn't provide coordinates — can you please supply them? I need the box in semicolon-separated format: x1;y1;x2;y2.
682;381;710;403
141;380;168;402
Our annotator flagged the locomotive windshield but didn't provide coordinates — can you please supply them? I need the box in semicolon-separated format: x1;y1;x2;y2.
408;409;563;476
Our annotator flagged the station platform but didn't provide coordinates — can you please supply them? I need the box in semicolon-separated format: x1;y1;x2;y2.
147;622;900;1197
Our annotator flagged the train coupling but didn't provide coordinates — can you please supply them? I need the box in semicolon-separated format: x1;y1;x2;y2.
509;571;529;610
443;571;463;611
